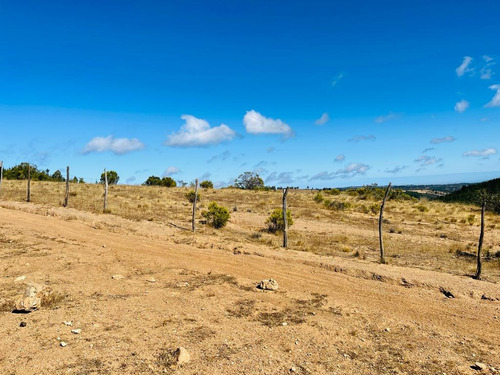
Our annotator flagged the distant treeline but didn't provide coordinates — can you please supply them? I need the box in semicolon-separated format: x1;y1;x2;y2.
1;163;84;183
439;178;500;213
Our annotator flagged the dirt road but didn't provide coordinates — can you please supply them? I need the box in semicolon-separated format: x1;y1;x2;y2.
0;203;499;374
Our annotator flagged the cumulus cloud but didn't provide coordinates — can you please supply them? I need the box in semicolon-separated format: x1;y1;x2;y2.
331;72;344;87
454;99;469;113
310;163;370;180
243;110;294;138
162;166;180;177
166;115;236;147
385;166;407;174
431;136;455;144
375;112;400;123
315;112;330;125
463;148;497;158
334;154;345;162
82;135;145;155
456;56;474;77
485;85;500;107
349;135;376;142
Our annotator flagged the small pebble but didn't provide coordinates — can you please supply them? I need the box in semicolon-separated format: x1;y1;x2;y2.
19;322;27;327
60;342;67;347
71;329;82;334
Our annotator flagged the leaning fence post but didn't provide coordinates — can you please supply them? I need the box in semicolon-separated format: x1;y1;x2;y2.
474;199;486;280
192;179;198;232
283;187;289;248
63;166;70;207
379;182;392;264
26;163;31;202
103;168;108;212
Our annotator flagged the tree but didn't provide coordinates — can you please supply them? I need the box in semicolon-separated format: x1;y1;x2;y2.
143;175;176;187
234;172;264;190
161;177;177;187
200;180;213;189
100;170;119;185
51;170;65;182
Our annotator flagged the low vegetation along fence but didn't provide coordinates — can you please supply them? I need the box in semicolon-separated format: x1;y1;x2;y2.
0;163;499;281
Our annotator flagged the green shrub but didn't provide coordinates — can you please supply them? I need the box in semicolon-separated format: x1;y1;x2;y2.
265;208;293;233
200;180;213;189
324;200;351;211
326;188;341;195
416;204;428;212
185;190;201;203
467;214;475;225
202;202;230;228
313;192;324;203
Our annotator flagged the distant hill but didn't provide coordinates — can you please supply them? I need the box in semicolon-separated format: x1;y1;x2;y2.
395;183;470;200
439;178;500;212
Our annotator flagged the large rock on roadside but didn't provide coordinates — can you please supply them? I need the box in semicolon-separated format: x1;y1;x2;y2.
257;279;279;291
15;283;46;312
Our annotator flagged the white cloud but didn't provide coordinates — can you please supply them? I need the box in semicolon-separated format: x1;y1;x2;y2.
315;112;329;125
431;136;455;144
456;56;474;77
485;84;500;107
266;171;294;185
334;154;345;162
82;135;144;155
207;150;231;163
331;72;344;87
349;135;376;142
385;166;407;174
375;112;400;123
163;166;180;177
166;115;236;147
422;147;434;153
243;110;294;138
454;99;469;113
463;148;497;158
415;155;443;167
480;55;495;79
310;162;370;180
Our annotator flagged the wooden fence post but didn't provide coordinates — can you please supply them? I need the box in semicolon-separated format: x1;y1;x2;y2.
103;168;108;212
379;182;392;264
63;166;70;207
474;200;486;280
192;179;198;232
26;163;31;202
283;187;289;248
0;161;3;193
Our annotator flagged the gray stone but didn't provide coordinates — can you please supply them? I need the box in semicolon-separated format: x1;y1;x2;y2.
257;279;279;291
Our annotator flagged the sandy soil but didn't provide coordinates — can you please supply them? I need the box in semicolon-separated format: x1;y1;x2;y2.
0;202;499;374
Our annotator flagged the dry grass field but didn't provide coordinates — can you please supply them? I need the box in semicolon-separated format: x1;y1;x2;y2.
0;180;499;374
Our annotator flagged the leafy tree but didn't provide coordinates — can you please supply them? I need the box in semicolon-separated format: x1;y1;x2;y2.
234;172;264;190
100;170;119;185
200;180;214;189
202;202;230;228
161;177;177;187
51;170;65;182
143;175;176;187
265;208;293;233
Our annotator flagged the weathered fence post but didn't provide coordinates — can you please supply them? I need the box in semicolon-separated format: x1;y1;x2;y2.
103;168;108;212
63;166;70;207
379;182;392;264
192;179;198;232
474;199;486;280
26;163;31;202
283;187;289;248
0;161;3;193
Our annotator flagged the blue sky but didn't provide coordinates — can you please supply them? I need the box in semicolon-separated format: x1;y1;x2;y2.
1;0;499;188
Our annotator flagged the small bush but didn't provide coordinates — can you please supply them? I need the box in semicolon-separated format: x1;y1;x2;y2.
185;190;201;203
467;214;475;225
313;192;324;203
200;180;213;189
325;188;341;195
416;204;428;212
202;202;230;228
324;200;351;211
265;208;293;233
